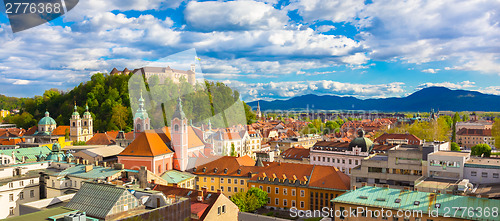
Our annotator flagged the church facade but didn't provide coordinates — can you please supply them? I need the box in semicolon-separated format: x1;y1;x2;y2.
69;104;93;142
118;97;207;175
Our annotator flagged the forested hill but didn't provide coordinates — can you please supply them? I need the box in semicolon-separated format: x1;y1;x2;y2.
2;73;255;131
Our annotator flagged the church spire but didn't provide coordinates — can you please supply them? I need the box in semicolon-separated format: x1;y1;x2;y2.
172;97;186;119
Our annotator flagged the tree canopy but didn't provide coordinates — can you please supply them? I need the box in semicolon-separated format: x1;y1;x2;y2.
230;187;268;212
471;144;491;157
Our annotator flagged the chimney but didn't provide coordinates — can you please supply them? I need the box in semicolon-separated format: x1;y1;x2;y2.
76;158;80;164
202;187;207;195
197;190;204;202
404;187;410;191
352;186;357;190
114;163;124;170
361;182;367;187
139;166;148;189
383;184;389;188
217;189;222;194
103;162;107;167
85;165;93;173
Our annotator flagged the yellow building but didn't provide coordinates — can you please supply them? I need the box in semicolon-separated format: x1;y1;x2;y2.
248;162;350;211
192;155;263;197
0;110;10;118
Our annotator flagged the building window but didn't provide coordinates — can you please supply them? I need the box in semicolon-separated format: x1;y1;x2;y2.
20;181;23;186
9;182;13;188
494;173;499;178
267;186;271;193
275;198;279;205
300;190;305;197
218;206;221;215
221;178;224;183
221;186;224;192
19;191;24;200
292;189;296;196
267;197;271;204
482;172;488;178
284;199;288;206
234;179;237;184
228;187;231;192
9;207;14;215
283;188;287;195
259;185;263;190
211;177;215;183
292;200;296;207
234;187;238;192
228;179;231;184
222;205;226;213
300;201;304;208
30;190;35;198
203;177;207;182
471;171;477;176
275;187;279;194
9;193;14;202
240;180;244;185
211;186;215;191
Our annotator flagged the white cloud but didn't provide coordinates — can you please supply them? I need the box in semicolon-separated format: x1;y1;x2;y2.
13;79;31;85
356;0;500;74
477;86;500;95
226;80;405;101
422;68;440;74
416;81;476;90
286;0;365;23
184;0;288;31
316;25;336;32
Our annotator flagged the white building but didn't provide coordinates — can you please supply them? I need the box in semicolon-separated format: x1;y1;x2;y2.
464;157;500;184
0;162;49;218
134;65;196;85
427;151;471;180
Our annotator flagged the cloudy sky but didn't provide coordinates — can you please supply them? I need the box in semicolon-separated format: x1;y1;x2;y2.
0;0;499;101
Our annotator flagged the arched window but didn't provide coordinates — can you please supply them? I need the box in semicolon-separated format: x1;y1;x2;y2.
174;124;179;131
84;121;87;126
136;124;141;131
158;165;161;173
72;122;75;127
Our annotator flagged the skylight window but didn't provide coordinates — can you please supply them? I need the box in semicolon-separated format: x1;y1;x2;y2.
414;201;420;206
395;198;401;203
435;203;441;208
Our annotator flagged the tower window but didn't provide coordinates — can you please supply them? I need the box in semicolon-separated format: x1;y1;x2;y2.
174;125;179;131
84;121;87;126
72;122;75;127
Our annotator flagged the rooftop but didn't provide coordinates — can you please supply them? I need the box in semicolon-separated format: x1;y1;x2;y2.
332;186;500;221
2;207;97;221
429;151;471;157
160;170;196;184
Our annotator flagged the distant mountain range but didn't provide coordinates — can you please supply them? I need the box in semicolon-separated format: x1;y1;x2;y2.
247;87;500;112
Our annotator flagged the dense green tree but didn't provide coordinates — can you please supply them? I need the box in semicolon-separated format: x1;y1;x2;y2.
471;144;492;157
231;188;268;212
111;104;129;130
230;144;237;157
450;142;461;152
492;118;500;149
4;112;36;129
247;187;268;207
451;112;460;142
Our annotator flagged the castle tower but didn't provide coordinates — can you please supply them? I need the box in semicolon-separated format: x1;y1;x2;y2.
134;91;150;136
81;104;93;141
69;103;82;142
172;97;188;171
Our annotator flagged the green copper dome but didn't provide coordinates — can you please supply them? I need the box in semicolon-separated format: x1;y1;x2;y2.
39;111;57;125
349;129;374;152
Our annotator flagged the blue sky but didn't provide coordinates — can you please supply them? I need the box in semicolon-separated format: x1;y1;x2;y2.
0;0;499;101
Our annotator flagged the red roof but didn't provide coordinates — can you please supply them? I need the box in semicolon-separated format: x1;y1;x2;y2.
85;133;116;145
281;146;309;160
119;131;173;156
457;128;492;136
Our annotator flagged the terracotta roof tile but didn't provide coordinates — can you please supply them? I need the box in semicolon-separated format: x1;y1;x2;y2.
119;131;173;156
85;133;116;145
52;126;70;136
457;128;492;136
193;156;260;177
281;147;309;160
23;126;37;136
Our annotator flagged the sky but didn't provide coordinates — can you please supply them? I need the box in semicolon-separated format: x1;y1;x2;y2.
0;0;499;102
